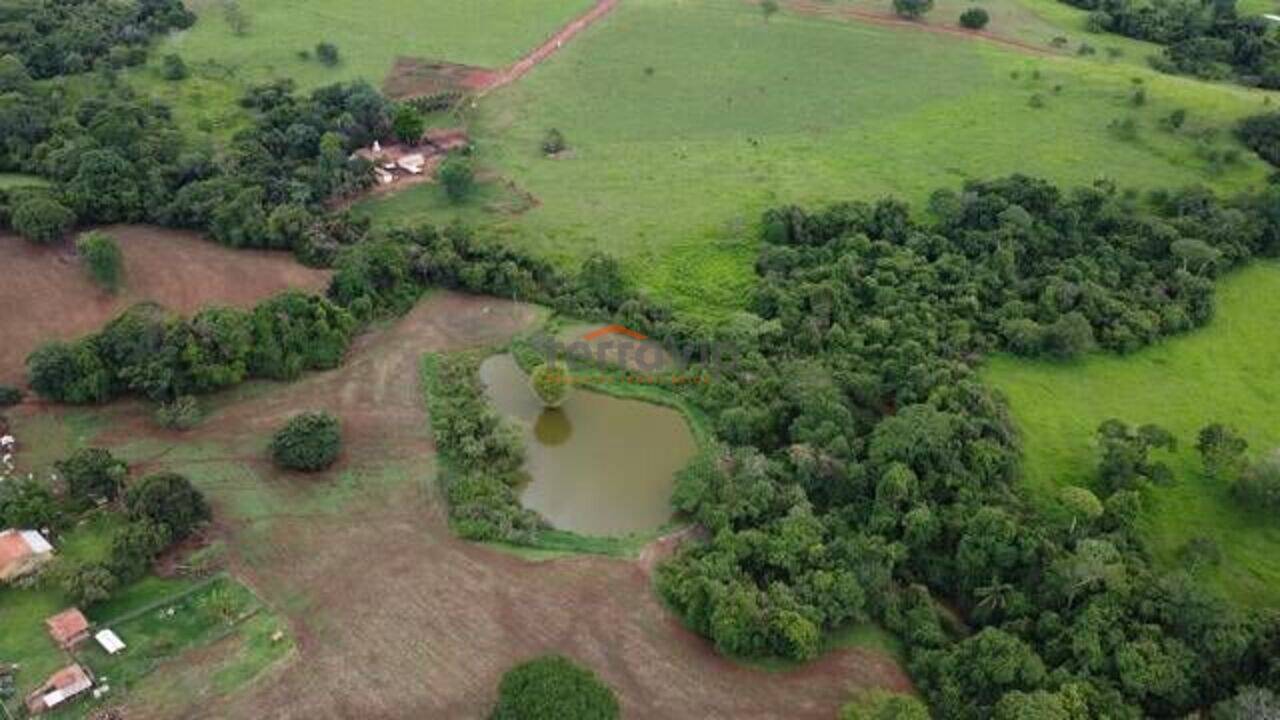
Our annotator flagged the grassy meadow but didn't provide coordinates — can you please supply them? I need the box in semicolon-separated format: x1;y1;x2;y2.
356;0;1273;321
985;263;1280;608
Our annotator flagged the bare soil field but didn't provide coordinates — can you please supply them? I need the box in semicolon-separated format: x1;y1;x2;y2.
8;292;909;718
0;226;331;386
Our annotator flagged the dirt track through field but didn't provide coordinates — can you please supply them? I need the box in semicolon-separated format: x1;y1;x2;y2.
477;0;620;95
19;291;911;718
781;0;1062;56
0;226;330;387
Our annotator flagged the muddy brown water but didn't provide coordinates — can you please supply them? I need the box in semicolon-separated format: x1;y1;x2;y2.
479;353;696;536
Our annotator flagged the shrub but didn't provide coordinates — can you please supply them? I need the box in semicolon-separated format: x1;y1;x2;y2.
439;154;475;202
27;340;110;404
56;448;127;506
125;472;210;540
541;128;567;155
161;53;188;81
12;194;74;244
51;560;118;605
1237;112;1280;167
959;7;989;29
529;362;571;407
492;655;619;720
0;385;21;407
1233;450;1280;510
76;231;124;292
155;395;202;430
392;104;425;144
840;689;930;719
316;42;340;67
271;411;341;471
892;0;933;19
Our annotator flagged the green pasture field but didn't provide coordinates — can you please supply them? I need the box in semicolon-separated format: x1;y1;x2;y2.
985;263;1280;609
356;0;1273;323
146;0;595;89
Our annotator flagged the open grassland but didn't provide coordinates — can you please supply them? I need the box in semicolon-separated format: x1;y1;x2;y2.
355;0;1272;322
985;263;1280;609
164;0;595;83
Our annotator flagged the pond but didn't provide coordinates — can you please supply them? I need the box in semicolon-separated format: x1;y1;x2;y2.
479;354;697;536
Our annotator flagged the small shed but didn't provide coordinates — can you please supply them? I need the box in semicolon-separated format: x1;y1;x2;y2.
24;664;93;715
0;529;54;582
46;608;90;649
94;629;126;655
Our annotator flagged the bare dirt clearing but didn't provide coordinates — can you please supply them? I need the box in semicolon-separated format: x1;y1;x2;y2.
0;226;330;386
10;292;909;718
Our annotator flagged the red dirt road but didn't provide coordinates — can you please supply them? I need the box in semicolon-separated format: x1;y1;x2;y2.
0;226;330;387
11;292;911;719
479;0;620;95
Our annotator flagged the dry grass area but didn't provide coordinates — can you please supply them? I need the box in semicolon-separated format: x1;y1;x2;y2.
7;291;909;718
0;226;330;386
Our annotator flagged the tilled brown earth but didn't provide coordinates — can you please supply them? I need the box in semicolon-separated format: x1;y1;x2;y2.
0;226;330;387
13;292;910;719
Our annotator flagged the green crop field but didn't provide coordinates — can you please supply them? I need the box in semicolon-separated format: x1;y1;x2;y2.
356;0;1272;322
985;263;1280;609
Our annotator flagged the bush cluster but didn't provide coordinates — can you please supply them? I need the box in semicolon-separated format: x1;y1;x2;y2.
271;411;342;472
492;655;619;720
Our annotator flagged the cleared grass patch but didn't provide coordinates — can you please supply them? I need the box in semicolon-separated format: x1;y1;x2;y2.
984;263;1280;608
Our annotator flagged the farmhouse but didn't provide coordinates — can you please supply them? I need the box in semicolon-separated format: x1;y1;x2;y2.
348;128;470;188
46;608;90;649
24;664;93;715
0;529;54;582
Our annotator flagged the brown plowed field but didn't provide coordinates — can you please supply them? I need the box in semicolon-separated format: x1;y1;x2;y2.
0;226;330;387
10;292;910;718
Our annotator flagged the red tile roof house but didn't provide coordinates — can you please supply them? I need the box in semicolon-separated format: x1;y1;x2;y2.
24;664;93;715
46;608;91;649
0;528;54;582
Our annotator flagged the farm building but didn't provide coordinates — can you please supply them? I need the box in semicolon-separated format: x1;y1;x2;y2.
347;128;470;188
46;608;90;649
0;528;54;582
24;664;93;715
94;629;127;655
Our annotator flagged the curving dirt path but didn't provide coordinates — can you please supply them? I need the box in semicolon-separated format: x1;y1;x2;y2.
779;0;1062;57
10;292;911;719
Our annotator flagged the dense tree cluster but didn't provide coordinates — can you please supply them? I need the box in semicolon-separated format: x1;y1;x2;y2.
421;353;540;543
1060;0;1280;86
0;0;194;79
640;175;1280;717
27;292;355;404
0;56;386;258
